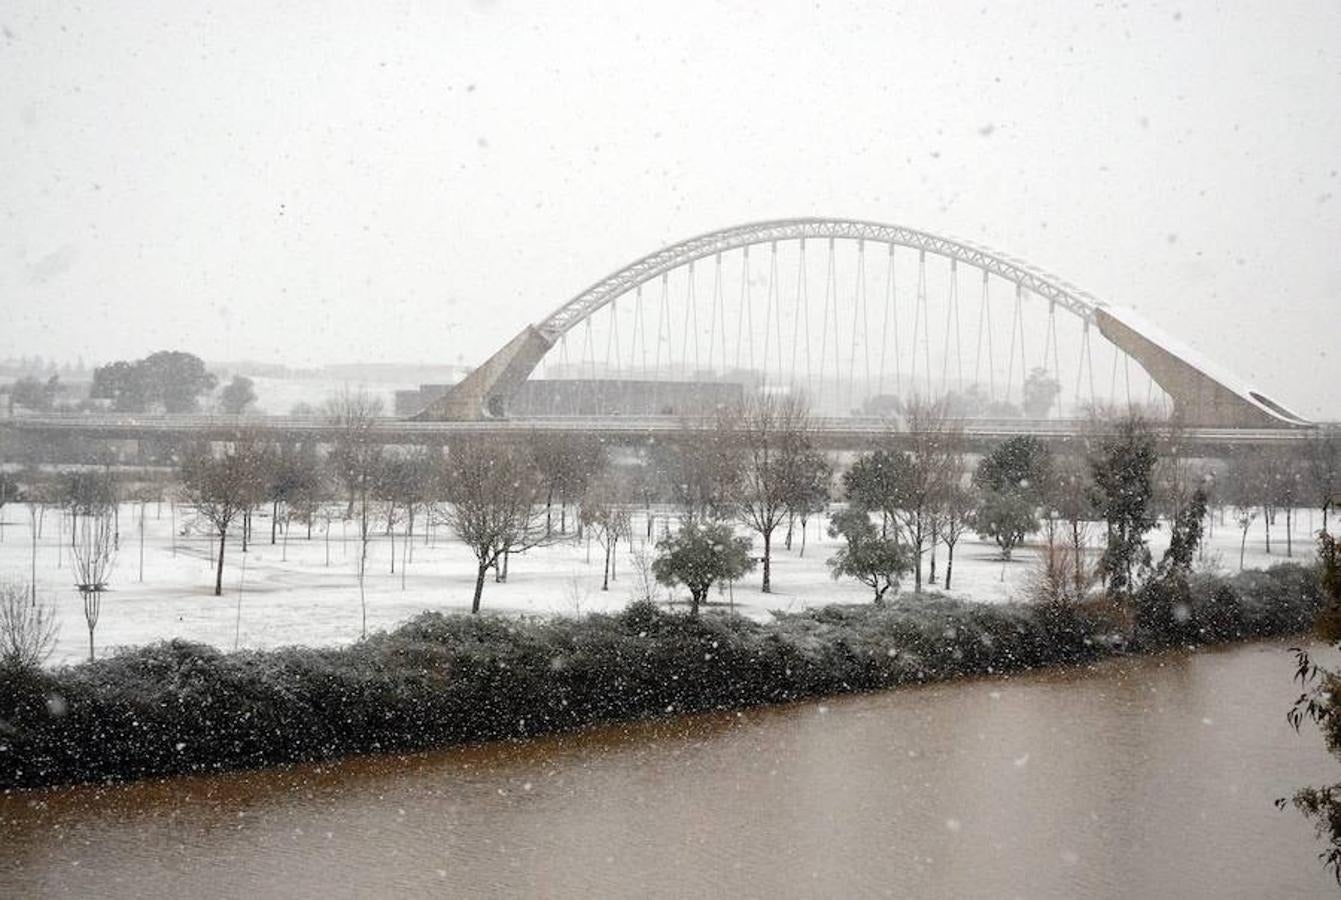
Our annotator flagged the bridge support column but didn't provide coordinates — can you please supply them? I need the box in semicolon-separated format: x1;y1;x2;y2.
1093;308;1307;428
416;325;554;421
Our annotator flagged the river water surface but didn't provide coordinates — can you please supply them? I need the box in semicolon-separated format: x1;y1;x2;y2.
2;640;1338;898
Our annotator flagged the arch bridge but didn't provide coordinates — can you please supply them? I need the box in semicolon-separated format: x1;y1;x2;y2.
417;218;1308;429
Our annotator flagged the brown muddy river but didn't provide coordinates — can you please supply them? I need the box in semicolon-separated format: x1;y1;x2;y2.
2;641;1337;898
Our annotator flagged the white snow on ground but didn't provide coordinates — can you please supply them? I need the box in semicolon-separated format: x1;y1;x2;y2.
0;503;1323;666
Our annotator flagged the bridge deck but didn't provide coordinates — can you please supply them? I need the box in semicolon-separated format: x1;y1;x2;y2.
0;413;1315;453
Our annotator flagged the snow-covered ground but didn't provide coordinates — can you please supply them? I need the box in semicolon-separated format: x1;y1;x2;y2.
0;502;1323;666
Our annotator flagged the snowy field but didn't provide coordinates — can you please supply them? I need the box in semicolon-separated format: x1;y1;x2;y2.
0;502;1324;666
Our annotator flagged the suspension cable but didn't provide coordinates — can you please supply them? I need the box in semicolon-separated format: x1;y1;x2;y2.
1004;283;1022;405
680;261;698;377
939;258;960;397
655;273;669;381
877;243;896;400
848;240;867;413
792;238;809;394
735;246;752;373
761;242;777;378
910;250;925;400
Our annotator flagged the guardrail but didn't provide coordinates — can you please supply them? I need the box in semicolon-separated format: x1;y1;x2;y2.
0;412;1317;448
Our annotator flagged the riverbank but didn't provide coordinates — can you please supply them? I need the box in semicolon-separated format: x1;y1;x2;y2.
4;639;1335;898
0;562;1322;791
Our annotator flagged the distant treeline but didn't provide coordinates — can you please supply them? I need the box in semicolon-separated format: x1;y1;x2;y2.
0;561;1322;791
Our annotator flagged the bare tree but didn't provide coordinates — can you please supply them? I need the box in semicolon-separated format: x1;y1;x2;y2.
1270;447;1305;558
734;394;814;593
0;579;58;669
0;470;17;544
71;496;116;661
1048;444;1098;598
19;473;51;606
58;469;118;552
265;442;321;544
530;433;605;535
1225;451;1261;571
1303;427;1340;535
656;415;742;525
781;446;831;556
436;440;549;613
324;389;386;635
894;398;960;594
582;476;633;591
936;476;976;591
180;442;265;596
1152;419;1200;523
379;449;434;587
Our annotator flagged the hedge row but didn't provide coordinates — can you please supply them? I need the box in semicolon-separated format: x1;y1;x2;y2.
0;562;1322;790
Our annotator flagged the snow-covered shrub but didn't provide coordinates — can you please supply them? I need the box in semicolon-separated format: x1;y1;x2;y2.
0;563;1323;790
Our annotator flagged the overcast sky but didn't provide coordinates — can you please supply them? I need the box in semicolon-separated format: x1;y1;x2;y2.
2;1;1338;417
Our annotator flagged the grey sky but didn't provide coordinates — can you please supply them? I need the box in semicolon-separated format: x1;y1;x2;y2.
2;1;1338;417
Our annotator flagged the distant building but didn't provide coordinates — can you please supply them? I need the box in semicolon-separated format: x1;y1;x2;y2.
393;379;744;417
510;379;743;417
394;384;454;416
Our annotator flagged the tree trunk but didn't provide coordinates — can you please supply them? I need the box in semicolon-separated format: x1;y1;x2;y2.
945;541;955;590
1239;524;1249;571
472;563;488;613
602;542;611;591
1286;507;1293;557
913;519;924;594
358;534;369;639
1071;519;1084;597
1263;509;1270;554
785;513;794;551
30;511;38;606
611;536;618;581
401;514;410;590
215;528;227;596
271;500;279;544
690;587;702;617
929;535;938;585
761;530;773;593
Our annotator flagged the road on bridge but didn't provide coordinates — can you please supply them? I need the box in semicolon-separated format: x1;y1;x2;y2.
0;412;1317;455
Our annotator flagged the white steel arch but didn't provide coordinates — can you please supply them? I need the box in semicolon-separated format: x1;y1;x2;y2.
537;217;1100;340
419;217;1308;428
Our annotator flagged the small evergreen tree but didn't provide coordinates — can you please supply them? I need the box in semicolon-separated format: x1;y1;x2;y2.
826;508;913;604
651;522;755;616
1091;417;1158;598
973;489;1036;560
